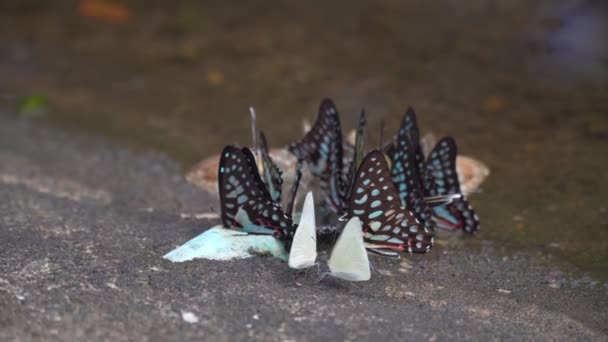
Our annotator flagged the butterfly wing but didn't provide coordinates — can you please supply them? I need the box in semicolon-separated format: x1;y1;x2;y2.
400;108;427;180
344;109;367;202
218;146;294;238
423;137;480;233
390;114;436;233
288;192;317;269
422;137;461;196
328;217;370;281
258;131;283;203
348;151;434;253
288;98;346;213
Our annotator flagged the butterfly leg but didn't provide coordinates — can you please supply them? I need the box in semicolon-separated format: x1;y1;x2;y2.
369;261;378;275
313;272;328;284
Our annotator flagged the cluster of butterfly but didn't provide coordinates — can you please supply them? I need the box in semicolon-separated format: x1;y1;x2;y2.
218;99;479;281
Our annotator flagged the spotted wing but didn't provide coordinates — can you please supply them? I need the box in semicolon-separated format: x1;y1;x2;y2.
288;98;346;213
218;146;295;238
390;116;436;233
258;131;283;203
423;137;480;233
347;150;433;253
399;108;427;180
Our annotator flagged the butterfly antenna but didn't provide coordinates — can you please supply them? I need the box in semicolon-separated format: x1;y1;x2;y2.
286;159;303;216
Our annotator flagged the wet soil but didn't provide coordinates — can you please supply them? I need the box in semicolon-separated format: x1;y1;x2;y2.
0;1;607;339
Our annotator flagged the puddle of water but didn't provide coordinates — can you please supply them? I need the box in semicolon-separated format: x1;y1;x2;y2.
0;0;606;278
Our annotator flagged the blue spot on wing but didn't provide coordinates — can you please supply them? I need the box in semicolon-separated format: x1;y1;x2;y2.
368;210;383;219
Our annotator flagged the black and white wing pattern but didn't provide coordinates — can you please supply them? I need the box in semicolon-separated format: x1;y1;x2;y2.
288;98;347;213
390;114;436;233
423;137;480;233
258;131;283;203
347;150;434;253
218;145;295;238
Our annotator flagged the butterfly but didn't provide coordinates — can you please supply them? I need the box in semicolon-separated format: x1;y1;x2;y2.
343;109;367;202
400;108;427;180
386;108;480;234
384;108;428;182
389;113;436;233
289;192;370;281
257;131;283;203
288;191;317;269
422;137;480;233
248;107;284;203
347;150;434;255
289;99;348;214
326;216;371;281
218;145;295;239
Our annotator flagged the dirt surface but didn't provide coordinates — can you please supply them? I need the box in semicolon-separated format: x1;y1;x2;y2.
1;116;607;341
1;0;607;276
1;0;608;340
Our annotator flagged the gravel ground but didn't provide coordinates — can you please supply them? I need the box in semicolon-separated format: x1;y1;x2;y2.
1;116;607;341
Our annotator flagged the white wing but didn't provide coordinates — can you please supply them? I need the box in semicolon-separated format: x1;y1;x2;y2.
288;192;317;269
328;217;371;281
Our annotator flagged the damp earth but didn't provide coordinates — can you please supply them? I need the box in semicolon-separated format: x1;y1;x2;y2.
1;0;607;340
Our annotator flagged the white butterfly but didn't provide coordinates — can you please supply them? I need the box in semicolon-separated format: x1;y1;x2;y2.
288;192;371;281
288;191;317;269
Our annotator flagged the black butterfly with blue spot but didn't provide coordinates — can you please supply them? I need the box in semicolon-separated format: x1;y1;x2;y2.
422;137;480;233
390;111;436;233
385;109;429;179
401;108;427;178
288;98;348;213
218;145;295;239
348;150;434;254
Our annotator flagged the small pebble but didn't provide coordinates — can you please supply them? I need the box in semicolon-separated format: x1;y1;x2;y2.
181;311;199;324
